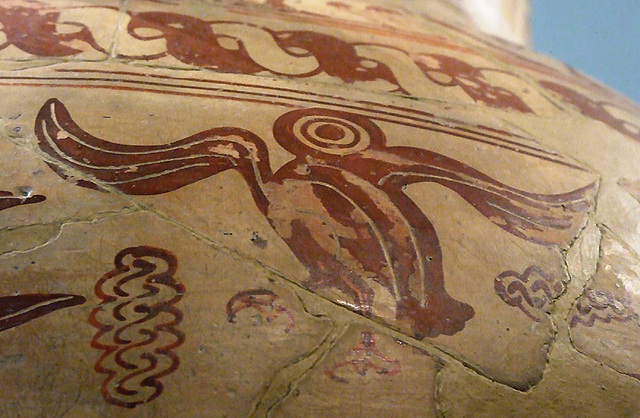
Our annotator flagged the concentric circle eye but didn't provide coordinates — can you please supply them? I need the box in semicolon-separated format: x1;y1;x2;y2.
292;115;371;155
273;108;385;158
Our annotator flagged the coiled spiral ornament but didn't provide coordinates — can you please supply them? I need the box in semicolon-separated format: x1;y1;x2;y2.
274;108;384;158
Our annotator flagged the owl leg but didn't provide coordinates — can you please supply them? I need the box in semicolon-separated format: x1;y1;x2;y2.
283;219;375;316
387;191;475;338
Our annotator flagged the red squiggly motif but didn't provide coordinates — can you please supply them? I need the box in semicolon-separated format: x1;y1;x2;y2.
226;288;295;333
570;289;639;328
89;246;185;409
494;266;565;322
325;331;400;383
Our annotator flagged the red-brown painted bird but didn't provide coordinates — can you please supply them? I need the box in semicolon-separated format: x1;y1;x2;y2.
35;98;595;338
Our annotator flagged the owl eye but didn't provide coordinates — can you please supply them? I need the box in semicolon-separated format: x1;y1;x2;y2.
273;108;384;158
293;116;370;155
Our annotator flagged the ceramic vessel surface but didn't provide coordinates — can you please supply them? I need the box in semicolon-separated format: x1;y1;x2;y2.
1;0;640;416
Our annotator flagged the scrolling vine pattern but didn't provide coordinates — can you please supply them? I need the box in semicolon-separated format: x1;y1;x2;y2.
3;0;640;135
36;98;594;338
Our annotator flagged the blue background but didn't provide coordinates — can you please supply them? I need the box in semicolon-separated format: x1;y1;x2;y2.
531;1;640;104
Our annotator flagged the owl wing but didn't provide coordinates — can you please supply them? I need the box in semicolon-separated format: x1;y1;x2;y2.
273;163;474;339
350;147;595;246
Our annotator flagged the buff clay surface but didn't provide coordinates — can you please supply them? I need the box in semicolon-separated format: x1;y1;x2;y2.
0;0;639;416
